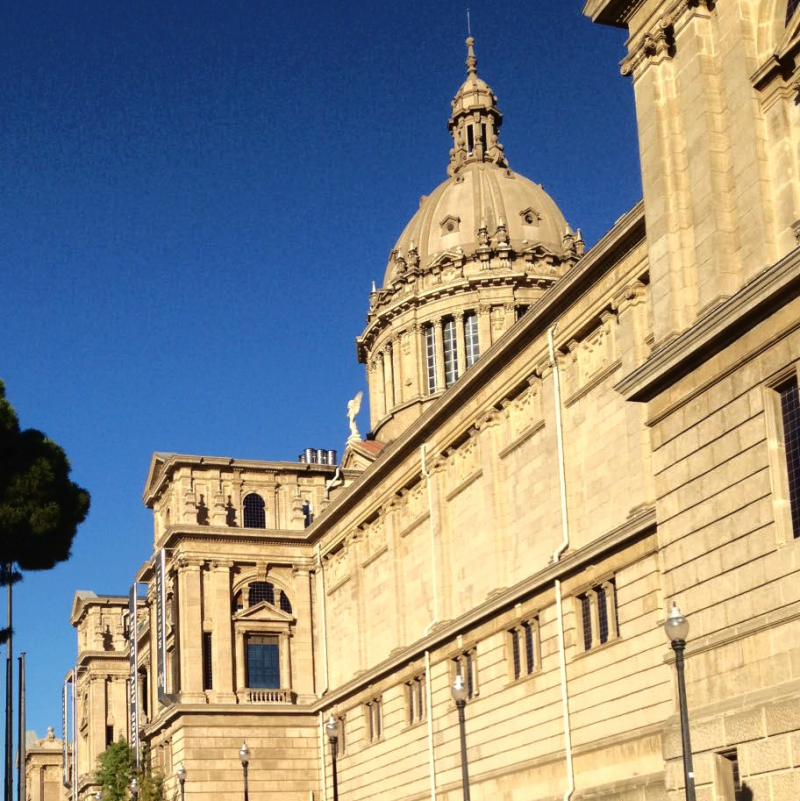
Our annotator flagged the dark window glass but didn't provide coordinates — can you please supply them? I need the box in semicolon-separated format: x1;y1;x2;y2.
243;494;266;528
779;377;800;539
788;0;799;24
580;594;592;649
524;622;535;674
425;325;437;394
597;585;609;644
511;629;521;680
202;632;213;690
279;591;293;615
249;581;275;606
246;635;280;688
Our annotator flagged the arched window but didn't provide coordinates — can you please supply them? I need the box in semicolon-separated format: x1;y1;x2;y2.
443;318;459;388
424;324;437;394
249;581;275;606
234;580;293;615
243;494;266;528
464;312;480;369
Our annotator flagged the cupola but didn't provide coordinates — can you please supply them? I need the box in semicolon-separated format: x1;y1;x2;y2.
356;39;583;444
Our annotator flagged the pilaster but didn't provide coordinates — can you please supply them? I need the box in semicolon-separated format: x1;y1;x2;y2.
176;558;205;703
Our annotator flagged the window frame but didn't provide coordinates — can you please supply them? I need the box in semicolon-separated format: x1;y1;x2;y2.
242;493;267;529
364;697;383;743
507;617;540;681
425;324;438;394
464;312;480;368
452;647;479;699
405;674;426;726
765;369;800;546
576;578;619;653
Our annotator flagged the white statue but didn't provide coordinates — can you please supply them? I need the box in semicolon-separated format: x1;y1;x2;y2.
347;391;363;440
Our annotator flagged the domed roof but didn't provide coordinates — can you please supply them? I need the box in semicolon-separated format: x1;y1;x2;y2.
384;162;569;286
382;37;577;287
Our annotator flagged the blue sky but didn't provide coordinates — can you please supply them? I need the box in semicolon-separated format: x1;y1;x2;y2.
0;0;639;768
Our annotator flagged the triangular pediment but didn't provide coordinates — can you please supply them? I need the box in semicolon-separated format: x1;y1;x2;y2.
143;452;176;504
234;601;294;623
340;439;386;470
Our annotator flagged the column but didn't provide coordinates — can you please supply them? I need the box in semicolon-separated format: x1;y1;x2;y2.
478;304;492;349
384;345;395;411
290;566;314;698
176;558;205;702
454;311;466;381
392;334;404;405
210;561;236;702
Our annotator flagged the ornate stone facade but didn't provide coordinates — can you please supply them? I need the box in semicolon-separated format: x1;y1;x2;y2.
52;3;800;801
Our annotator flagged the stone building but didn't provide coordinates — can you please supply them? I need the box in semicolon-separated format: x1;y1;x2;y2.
25;728;68;801
59;1;800;800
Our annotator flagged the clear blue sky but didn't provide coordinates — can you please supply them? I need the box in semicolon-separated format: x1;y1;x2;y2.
0;0;639;768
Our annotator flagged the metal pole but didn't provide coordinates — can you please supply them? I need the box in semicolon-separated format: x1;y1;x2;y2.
5;563;14;801
242;761;248;801
672;639;696;801
456;700;470;801
179;779;185;801
17;654;25;801
330;735;338;801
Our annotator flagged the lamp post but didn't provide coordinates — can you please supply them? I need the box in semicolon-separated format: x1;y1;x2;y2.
239;743;250;801
94;792;102;801
177;763;187;801
129;777;139;801
665;603;695;801
451;675;470;801
325;716;339;801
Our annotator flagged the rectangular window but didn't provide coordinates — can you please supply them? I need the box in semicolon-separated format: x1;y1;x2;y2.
509;618;539;680
365;698;382;743
246;634;280;688
443;318;459;388
425;325;438;394
106;725;114;747
406;675;426;725
452;648;478;699
578;579;618;652
464;312;480;368
779;377;800;539
202;632;213;691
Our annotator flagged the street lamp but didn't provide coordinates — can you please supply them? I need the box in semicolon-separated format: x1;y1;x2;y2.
176;763;187;801
129;777;139;801
325;716;339;801
239;743;250;801
665;603;695;801
451;674;470;801
94;792;102;801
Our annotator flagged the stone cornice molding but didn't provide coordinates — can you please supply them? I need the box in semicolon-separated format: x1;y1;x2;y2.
616;245;800;403
620;0;714;78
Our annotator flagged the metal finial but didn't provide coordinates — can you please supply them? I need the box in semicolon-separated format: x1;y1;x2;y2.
466;8;471;36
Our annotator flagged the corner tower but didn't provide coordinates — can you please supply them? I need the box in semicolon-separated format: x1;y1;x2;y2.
357;38;583;443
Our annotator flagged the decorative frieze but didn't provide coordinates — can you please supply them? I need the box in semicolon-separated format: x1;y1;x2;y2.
565;311;619;395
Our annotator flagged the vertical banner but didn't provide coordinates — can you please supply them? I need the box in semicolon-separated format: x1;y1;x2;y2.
61;679;70;789
155;549;168;703
128;585;140;765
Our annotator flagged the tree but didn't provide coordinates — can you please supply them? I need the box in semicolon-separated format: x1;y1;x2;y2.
0;379;90;584
96;740;164;801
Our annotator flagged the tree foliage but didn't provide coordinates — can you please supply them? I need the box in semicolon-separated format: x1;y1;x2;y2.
0;379;90;571
96;740;164;801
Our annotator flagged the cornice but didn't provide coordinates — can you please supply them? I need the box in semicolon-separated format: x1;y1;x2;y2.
582;0;645;27
142;454;345;506
616;246;800;403
155;524;315;553
312;506;656;709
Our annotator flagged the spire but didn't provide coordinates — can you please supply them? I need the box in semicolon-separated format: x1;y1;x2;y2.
447;38;508;176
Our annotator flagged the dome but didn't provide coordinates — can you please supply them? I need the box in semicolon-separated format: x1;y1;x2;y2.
383;161;569;287
357;37;584;445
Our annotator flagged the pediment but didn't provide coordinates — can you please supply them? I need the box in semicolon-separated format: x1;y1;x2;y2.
234;601;294;624
428;248;466;271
